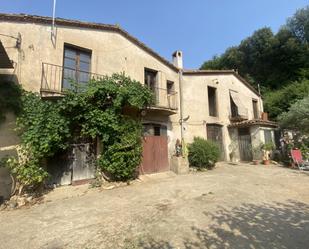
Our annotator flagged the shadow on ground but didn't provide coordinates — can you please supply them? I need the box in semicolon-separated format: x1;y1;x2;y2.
134;200;309;249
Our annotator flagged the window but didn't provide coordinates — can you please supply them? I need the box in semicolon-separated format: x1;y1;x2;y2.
63;45;91;90
143;123;167;136
144;68;157;91
167;80;174;95
252;99;259;119
208;86;217;117
230;95;238;117
264;130;272;144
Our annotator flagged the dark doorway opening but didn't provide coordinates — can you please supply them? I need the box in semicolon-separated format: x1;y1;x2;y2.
207;124;225;160
238;128;253;161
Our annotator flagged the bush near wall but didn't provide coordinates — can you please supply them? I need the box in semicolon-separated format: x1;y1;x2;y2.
1;74;153;194
188;137;220;169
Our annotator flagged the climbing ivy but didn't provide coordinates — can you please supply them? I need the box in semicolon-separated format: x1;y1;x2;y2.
7;73;153;191
0;81;22;123
61;74;153;180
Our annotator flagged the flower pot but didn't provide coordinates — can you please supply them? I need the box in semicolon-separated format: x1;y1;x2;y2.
252;160;259;165
263;160;270;165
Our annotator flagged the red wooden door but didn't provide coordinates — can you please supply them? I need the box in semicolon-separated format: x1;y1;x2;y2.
140;136;169;174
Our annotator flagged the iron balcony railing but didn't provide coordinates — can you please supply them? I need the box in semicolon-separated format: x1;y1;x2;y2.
40;62;104;93
151;87;178;110
40;62;178;110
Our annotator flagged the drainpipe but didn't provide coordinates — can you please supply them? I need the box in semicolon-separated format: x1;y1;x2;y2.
178;69;185;155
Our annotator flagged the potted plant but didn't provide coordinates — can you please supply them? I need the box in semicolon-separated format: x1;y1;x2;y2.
252;144;262;165
228;141;238;163
262;142;275;165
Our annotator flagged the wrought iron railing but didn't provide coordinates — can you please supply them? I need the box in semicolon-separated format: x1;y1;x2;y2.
40;62;104;93
40;62;178;110
150;87;178;110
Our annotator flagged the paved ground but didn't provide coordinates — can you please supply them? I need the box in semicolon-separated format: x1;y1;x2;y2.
1;162;309;249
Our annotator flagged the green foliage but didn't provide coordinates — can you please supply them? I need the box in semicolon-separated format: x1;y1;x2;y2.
97;118;142;180
17;92;71;158
287;6;309;44
200;5;309;118
10;73;152;190
264;79;309;119
188;137;220;169
278;96;309;134
201;25;309;90
262;142;275;151
5;156;49;190
0;81;22;123
60;74;152;180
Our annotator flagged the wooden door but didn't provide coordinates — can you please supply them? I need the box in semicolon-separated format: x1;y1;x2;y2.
207;124;225;160
238;128;253;161
72;143;95;183
140;136;169;174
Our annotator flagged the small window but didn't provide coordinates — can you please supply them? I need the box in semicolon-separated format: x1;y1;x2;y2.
208;86;217;117
167;80;174;94
63;44;91;90
264;130;272;144
144;68;157;91
230;95;238;117
154;126;161;136
252;99;259;119
143;123;167;136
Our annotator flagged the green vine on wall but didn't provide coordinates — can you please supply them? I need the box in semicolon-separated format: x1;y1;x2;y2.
0;81;22;123
4;73;153;192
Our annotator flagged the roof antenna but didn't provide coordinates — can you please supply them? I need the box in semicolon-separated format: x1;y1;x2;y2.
51;0;57;46
52;0;56;33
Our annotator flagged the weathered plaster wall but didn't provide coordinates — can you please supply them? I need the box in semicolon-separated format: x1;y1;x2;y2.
182;74;263;160
0;21;182;162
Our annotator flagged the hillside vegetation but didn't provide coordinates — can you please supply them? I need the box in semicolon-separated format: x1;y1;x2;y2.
201;6;309;120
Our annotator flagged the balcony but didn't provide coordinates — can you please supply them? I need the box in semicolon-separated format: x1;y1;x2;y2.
40;62;104;97
148;87;178;114
40;63;178;113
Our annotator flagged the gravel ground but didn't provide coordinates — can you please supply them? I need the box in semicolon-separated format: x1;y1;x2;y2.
0;162;309;249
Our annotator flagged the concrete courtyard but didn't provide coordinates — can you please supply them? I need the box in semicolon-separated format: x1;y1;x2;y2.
0;162;309;249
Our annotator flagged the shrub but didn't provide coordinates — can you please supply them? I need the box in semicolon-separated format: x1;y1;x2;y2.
5;73;153;192
96;118;142;181
188;137;220;169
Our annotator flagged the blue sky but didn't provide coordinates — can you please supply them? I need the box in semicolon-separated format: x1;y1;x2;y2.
1;0;308;69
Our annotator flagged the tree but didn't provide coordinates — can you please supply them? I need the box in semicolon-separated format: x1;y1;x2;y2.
264;79;309;119
287;6;309;44
200;5;309;119
278;96;309;134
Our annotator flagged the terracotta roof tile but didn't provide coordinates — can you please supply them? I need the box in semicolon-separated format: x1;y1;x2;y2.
0;13;178;71
228;119;278;128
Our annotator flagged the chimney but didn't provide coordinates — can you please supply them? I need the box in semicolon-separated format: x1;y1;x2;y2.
172;50;183;69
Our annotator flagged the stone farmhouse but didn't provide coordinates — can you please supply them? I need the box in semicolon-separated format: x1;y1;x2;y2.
0;14;278;184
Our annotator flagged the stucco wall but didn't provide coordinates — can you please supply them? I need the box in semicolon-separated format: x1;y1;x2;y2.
0;19;270;164
182;74;263;160
0;21;182;161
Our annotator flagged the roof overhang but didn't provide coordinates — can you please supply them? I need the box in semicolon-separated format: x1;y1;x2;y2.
228;119;279;128
0;13;178;72
0;41;13;68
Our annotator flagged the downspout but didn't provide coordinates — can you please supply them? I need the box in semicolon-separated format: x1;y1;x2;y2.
178;69;185;155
